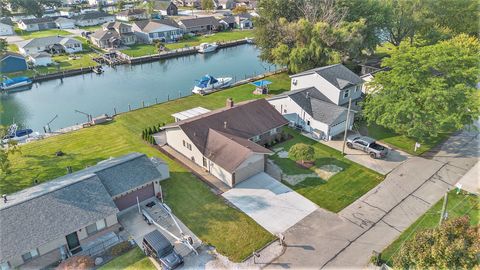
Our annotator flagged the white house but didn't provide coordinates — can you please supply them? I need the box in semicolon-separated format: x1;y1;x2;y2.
154;98;288;187
29;52;53;66
19;36;83;55
290;64;364;106
132;19;182;43
116;9;148;21
0;18;14;36
54;17;75;29
71;11;115;26
17;17;56;31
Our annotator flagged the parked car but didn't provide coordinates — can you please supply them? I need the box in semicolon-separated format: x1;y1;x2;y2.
346;135;388;159
142;230;184;270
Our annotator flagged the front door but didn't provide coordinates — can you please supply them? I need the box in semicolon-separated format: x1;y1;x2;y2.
66;232;82;254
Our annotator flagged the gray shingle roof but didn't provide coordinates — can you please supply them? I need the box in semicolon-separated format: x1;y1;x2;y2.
0;17;13;26
291;64;363;90
21;36;81;49
71;11;114;21
117;8;146;16
133;19;180;32
179;16;220;28
20;17;55;24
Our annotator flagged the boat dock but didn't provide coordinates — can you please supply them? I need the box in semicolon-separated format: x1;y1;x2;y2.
31;67;99;83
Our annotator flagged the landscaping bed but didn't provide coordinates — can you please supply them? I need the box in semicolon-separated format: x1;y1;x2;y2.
270;128;384;213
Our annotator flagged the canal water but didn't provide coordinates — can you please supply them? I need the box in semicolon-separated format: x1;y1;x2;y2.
1;44;279;132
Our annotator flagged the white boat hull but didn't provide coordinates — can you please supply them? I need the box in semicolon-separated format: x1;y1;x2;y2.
198;44;219;53
192;77;233;94
1;80;32;90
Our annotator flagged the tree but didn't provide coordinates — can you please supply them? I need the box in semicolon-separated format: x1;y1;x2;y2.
116;0;125;11
232;5;247;15
288;143;315;164
9;0;61;18
362;34;480;142
0;126;20;176
97;0;104;12
201;0;214;11
145;0;155;16
393;216;479;269
0;38;7;53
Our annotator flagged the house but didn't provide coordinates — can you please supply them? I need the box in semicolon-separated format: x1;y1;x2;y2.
154;1;178;16
0;52;28;73
28;52;53;66
290;64;364;106
88;0;118;5
54;17;75;29
71;11;115;26
116;9;148;21
175;0;200;8
19;36;83;55
217;0;235;9
0;153;169;270
132;19;182;43
218;16;235;29
178;16;221;34
234;13;253;29
0;18;14;36
156;98;288;187
90;22;137;48
17;17;56;31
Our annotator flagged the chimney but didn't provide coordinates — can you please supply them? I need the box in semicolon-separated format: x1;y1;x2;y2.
226;97;234;108
2;194;7;203
224;121;228;129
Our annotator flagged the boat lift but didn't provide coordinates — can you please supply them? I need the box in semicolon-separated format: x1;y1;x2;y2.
74;110;93;123
43;115;58;133
140;202;198;255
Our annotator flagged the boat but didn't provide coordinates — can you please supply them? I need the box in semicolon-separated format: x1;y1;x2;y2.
192;74;233;95
245;37;255;44
0;76;33;91
198;43;218;53
1;124;40;144
92;66;104;74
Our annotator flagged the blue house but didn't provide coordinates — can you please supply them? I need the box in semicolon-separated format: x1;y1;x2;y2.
0;52;28;73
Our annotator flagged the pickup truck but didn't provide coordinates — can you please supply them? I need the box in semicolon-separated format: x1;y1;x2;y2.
346;135;388;159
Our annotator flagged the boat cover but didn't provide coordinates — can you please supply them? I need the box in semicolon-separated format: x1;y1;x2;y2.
251;80;272;87
196;75;218;88
2;77;31;87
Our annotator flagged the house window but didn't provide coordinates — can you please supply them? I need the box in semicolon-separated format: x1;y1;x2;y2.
343;89;350;98
0;261;10;270
283;109;287;114
202;157;207;167
307;120;311;126
187;143;192;150
182;140;186;147
21;249;39;262
86;219;106;236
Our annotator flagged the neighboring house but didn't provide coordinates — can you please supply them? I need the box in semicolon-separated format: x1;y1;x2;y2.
28;52;53;66
90;22;137;48
178;16;221;34
0;52;28;73
19;36;83;55
175;0;200;8
217;0;235;9
234;13;253;29
116;9;148;21
17;17;56;31
290;64;364;106
71;11;115;26
155;98;288;187
155;1;178;16
0;153;169;270
132;19;182;43
0;18;14;36
54;17;75;29
88;0;118;5
268;88;354;140
218;16;235;29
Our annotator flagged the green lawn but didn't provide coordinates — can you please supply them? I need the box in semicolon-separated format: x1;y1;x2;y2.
381;190;479;266
366;123;450;155
99;248;155;270
120;30;254;57
8;44;19;52
270;128;384;213
2;72;290;262
15;28;73;40
78;25;102;32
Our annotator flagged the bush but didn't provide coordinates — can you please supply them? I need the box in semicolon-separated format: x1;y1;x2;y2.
56;256;94;270
110;241;131;257
288;143;315;164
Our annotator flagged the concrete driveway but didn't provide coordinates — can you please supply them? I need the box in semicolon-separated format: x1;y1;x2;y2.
222;173;317;234
317;133;411;175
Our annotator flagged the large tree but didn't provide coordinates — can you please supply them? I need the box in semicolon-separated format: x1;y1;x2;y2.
362;34;480;142
201;0;214;11
9;0;61;18
394;216;479;269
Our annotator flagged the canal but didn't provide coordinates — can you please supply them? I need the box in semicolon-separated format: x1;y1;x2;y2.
1;44;279;132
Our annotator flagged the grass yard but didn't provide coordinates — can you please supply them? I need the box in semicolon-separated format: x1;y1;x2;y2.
2;72;290;262
120;30;254;57
15;28;73;40
381;190;479;266
270;128;384;213
78;25;102;32
99;248;155;270
366;123;450;155
8;44;19;52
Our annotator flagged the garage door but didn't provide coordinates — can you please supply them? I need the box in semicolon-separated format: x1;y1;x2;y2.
114;183;155;211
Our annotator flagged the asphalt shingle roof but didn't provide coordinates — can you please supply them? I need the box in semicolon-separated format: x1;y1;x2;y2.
179;16;220;28
0;17;13;26
292;64;363;90
133;19;180;32
21;36;81;49
71;11;114;21
20;17;55;24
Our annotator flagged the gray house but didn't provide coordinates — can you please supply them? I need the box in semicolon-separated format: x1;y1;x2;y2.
132;19;182;43
90;22;137;49
71;11;115;26
17;17;56;31
0;153;169;270
178;16;221;34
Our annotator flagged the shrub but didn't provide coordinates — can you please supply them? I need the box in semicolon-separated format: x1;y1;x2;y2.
110;241;131;257
56;256;94;270
288;143;315;164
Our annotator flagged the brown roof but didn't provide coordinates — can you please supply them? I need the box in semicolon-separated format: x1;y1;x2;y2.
117;9;146;16
164;99;288;172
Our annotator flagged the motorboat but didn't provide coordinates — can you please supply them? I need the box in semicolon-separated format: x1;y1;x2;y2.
92;66;104;74
197;43;218;53
192;74;233;95
0;76;33;91
245;37;255;44
1;124;40;144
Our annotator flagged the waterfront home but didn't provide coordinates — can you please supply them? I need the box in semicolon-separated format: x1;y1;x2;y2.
178;16;221;34
116;9;148;21
54;17;76;29
0;153;169;270
71;11;115;26
0;52;28;73
132;19;182;43
0;18;14;36
234;13;253;29
218;16;235;29
155;1;178;16
90;22;137;49
19;36;83;55
17;17;56;31
28;52;53;66
155;98;288;187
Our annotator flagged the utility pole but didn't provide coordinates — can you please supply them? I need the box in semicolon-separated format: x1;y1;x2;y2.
342;98;352;155
438;191;449;226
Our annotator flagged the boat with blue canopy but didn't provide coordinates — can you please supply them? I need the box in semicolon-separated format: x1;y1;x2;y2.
192;74;232;95
1;76;33;91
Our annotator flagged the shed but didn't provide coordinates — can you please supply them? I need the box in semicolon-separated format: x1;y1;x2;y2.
0;52;28;73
